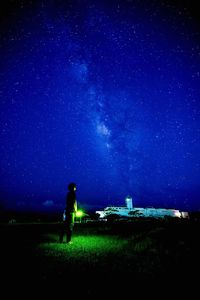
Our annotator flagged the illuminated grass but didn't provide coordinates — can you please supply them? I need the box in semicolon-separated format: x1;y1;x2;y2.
38;231;158;257
37;233;156;266
38;234;129;256
36;232;163;277
2;219;197;288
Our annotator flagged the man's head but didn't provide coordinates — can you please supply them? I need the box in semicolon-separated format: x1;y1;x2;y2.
68;182;76;191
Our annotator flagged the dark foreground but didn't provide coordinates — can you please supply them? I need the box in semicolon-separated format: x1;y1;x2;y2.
1;218;200;297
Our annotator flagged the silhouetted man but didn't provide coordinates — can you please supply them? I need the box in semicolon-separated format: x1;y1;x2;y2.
59;182;77;244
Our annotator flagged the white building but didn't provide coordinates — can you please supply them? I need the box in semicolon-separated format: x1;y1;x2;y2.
96;196;189;219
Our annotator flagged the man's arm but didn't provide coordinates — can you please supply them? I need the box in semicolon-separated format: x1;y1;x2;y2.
74;200;77;213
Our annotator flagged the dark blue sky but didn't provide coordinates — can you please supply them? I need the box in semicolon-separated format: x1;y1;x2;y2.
1;0;200;213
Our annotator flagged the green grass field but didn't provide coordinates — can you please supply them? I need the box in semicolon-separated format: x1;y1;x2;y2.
1;218;199;296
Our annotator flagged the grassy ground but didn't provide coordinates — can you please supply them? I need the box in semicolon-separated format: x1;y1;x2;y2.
1;218;199;297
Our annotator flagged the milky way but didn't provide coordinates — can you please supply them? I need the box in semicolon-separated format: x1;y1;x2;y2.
1;0;200;212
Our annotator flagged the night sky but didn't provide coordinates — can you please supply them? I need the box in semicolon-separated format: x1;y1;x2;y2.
1;0;200;213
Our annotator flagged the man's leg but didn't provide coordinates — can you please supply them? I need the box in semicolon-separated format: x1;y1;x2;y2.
59;222;65;243
66;221;74;243
66;213;75;243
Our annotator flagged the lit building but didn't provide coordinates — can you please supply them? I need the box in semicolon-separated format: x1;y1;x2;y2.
125;195;133;210
96;196;189;219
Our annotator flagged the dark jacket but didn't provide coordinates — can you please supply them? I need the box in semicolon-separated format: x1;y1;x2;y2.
66;190;77;213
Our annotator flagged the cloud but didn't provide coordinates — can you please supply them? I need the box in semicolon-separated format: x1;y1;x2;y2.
16;201;26;207
42;200;54;207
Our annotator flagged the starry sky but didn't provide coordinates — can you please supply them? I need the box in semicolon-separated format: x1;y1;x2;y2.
1;0;200;213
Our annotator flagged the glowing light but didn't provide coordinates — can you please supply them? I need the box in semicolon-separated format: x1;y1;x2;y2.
76;210;84;218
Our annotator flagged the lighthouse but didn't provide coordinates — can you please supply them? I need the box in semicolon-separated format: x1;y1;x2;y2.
125;195;133;210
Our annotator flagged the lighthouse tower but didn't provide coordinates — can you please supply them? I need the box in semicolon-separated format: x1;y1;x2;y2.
125;196;133;210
